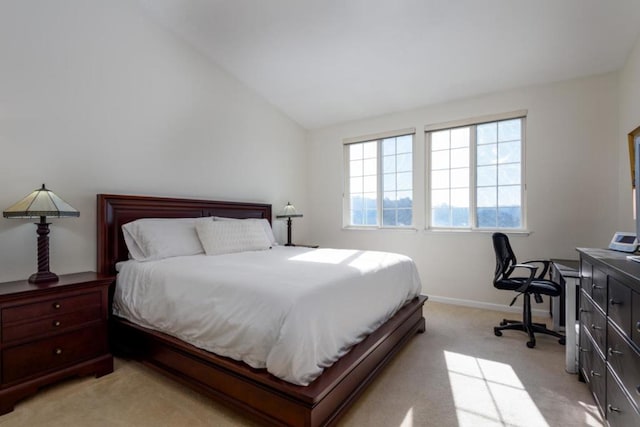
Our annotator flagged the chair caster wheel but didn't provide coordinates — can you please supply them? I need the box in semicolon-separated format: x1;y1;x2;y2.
559;338;566;345
526;340;536;348
500;320;507;326
494;327;502;337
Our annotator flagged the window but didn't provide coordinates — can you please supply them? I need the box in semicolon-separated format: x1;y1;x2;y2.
427;115;525;230
345;130;414;227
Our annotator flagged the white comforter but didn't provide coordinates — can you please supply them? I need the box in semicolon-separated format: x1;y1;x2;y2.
113;246;422;386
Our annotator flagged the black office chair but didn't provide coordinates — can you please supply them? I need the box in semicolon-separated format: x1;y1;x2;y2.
492;232;565;348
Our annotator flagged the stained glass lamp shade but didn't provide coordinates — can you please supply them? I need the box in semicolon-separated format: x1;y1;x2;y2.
3;184;79;283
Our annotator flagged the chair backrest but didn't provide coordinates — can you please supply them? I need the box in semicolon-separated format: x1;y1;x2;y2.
492;232;517;284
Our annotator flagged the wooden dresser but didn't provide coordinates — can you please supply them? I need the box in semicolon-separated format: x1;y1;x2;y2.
0;272;114;414
577;248;640;426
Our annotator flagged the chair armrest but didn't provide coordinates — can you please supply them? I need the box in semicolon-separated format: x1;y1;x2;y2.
522;260;550;279
514;264;537;270
509;264;538;292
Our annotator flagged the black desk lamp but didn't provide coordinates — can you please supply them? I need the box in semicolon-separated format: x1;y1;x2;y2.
3;184;79;284
276;202;303;246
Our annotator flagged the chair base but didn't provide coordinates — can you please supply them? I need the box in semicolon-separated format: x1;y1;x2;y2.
494;318;566;348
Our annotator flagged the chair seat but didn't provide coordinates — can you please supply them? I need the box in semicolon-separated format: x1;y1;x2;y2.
495;278;561;296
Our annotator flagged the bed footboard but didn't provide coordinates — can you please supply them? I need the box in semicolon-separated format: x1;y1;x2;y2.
111;295;427;427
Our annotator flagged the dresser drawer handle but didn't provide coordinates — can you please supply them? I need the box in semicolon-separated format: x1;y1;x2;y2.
579;347;590;353
579;308;590;314
590;370;601;377
54;348;63;355
53;320;61;327
636;385;640;396
592;285;603;290
636;321;640;333
52;302;61;310
609;299;622;306
607;404;621;413
608;348;623;357
590;324;602;331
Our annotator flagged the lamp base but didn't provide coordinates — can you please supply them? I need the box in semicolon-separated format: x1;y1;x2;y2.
28;271;59;284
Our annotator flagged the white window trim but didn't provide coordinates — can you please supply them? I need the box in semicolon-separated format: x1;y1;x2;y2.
343;128;416;229
425;113;527;231
343;127;416;145
424;110;527;132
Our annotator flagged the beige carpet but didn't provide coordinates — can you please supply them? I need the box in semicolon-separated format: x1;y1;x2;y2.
0;302;603;427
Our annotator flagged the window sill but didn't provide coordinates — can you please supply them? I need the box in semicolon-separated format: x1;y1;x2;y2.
342;226;419;232
425;228;531;235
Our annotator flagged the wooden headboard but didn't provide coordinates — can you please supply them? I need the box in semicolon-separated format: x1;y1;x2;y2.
96;194;272;275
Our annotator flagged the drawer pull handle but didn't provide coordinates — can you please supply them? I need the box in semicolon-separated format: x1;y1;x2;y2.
636;321;640;333
607;404;621;413
608;348;623;357
609;299;622;306
590;324;602;331
54;348;63;355
637;385;640;396
579;308;589;313
592;285;603;290
53;302;61;309
590;370;601;377
579;347;589;353
53;320;61;327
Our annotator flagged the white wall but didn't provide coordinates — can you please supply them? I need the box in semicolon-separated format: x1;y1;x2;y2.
0;0;308;282
307;74;619;309
618;35;640;231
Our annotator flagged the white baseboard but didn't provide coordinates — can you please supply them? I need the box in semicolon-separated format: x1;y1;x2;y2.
427;295;551;318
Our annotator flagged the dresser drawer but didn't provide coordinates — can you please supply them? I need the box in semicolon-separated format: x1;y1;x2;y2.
633;291;640;347
2;325;107;384
609;277;632;334
579;325;595;382
1;292;101;325
591;267;608;311
2;306;101;343
581;259;592;291
606;366;640;427
581;291;607;354
580;290;593;329
585;334;607;411
607;320;640;410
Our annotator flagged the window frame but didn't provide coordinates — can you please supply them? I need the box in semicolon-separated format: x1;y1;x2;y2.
343;129;416;229
425;112;527;231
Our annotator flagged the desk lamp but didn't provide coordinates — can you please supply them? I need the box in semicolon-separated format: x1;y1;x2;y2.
276;202;303;246
3;184;79;283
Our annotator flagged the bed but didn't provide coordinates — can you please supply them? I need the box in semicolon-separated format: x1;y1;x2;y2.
97;193;427;426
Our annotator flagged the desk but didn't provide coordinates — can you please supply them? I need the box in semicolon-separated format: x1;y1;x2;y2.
550;259;580;374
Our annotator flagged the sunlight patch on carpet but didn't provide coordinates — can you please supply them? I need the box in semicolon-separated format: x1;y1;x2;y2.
578;400;604;426
444;351;548;427
399;407;414;427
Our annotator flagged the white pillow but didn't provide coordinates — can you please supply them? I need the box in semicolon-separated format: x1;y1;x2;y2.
122;218;204;261
196;219;271;256
213;216;277;246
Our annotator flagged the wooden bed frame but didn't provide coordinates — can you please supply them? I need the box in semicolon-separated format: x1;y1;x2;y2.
97;194;427;427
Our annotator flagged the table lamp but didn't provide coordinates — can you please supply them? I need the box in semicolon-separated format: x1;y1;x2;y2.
3;184;79;284
276;202;303;246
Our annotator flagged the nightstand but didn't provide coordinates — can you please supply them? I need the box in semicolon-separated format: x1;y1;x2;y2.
0;272;114;415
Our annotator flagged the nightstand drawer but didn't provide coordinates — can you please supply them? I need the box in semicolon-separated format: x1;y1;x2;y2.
2;325;107;384
2;306;102;343
1;291;101;324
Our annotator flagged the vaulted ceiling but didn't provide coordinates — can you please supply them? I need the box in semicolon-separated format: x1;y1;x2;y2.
139;0;640;129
